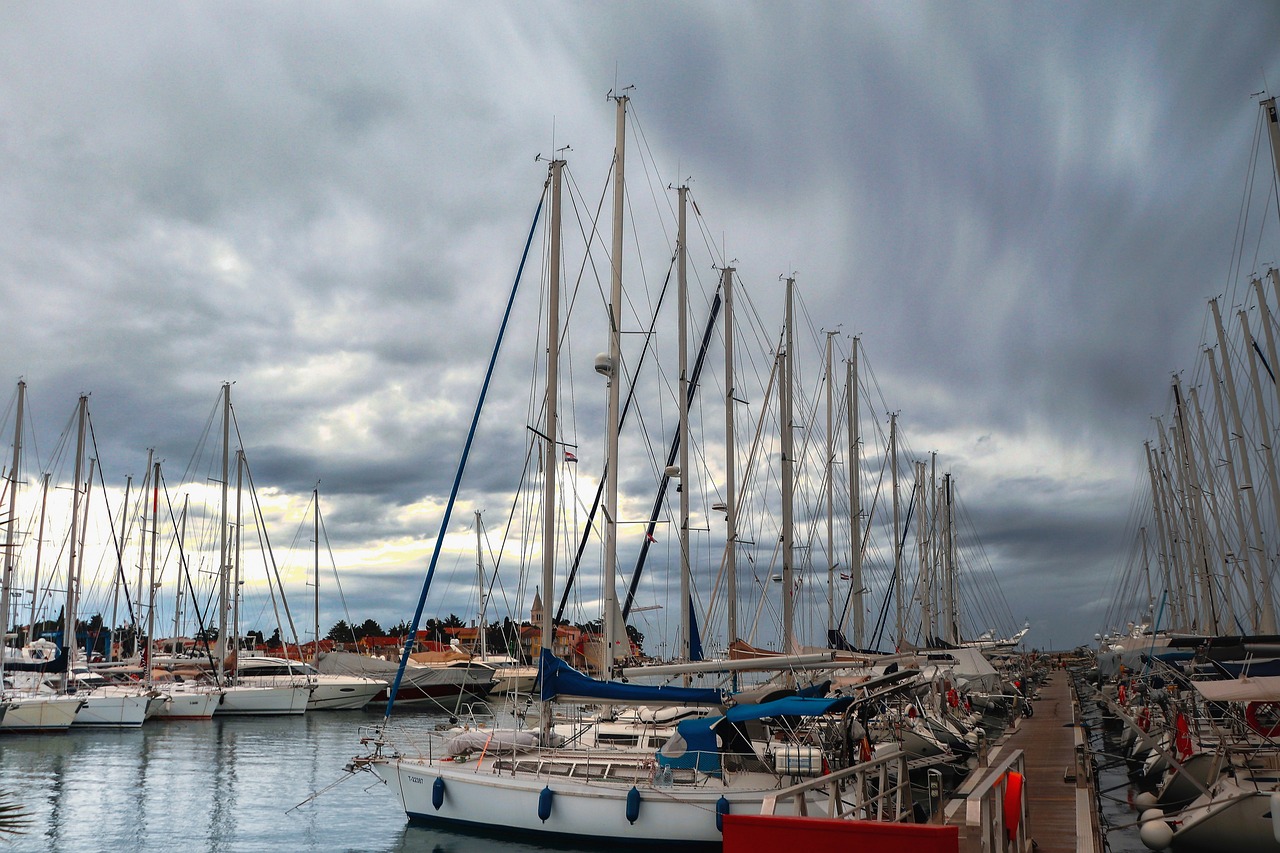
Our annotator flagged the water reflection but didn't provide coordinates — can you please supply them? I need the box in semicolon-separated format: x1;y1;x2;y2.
0;709;584;852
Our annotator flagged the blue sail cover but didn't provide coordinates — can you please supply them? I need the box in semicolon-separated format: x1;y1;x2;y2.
537;650;725;705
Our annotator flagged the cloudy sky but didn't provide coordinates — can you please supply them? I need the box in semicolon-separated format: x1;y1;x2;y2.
2;2;1279;654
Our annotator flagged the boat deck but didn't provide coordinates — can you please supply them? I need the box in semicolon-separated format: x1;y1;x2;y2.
948;670;1101;853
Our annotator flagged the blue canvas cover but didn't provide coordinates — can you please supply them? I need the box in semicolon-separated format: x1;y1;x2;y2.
537;650;725;705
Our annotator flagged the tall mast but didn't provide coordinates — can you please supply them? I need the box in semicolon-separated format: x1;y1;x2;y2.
943;472;956;644
133;450;153;658
146;460;160;680
1;380;24;685
474;509;486;659
722;266;738;652
314;488;321;661
846;342;864;647
233;449;244;662
1171;375;1217;632
891;412;902;650
27;472;50;649
780;277;795;655
173;495;188;647
824;332;836;636
1210;298;1276;632
1189;384;1237;627
915;460;930;644
677;183;691;672
1154;421;1193;628
65;395;88;682
602;92;627;672
216;382;231;683
1206;346;1261;629
1239;308;1280;622
110;474;131;662
1143;442;1178;630
540;156;563;737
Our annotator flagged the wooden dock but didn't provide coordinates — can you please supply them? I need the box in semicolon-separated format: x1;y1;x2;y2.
948;670;1102;853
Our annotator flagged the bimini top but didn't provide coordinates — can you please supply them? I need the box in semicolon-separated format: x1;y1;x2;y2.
656;694;855;777
537;650;726;706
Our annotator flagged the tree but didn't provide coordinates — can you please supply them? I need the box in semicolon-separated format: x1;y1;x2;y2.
357;619;385;639
326;620;354;642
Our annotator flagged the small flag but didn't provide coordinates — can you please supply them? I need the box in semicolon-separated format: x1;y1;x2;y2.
645;531;657;543
840;573;851;580
564;450;577;463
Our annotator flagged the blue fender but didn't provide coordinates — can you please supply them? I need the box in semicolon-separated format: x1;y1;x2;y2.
538;785;554;823
431;776;445;810
626;786;641;824
715;795;730;832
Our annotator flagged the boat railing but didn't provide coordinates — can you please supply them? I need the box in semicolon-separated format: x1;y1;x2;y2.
962;747;1027;853
757;744;913;822
491;747;716;786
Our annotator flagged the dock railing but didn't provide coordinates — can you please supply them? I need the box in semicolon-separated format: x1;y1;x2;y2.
758;744;913;822
964;747;1028;853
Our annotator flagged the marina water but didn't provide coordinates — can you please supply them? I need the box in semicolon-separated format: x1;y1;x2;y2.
0;707;589;853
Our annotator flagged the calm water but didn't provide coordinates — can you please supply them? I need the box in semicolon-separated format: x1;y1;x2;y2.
0;708;596;853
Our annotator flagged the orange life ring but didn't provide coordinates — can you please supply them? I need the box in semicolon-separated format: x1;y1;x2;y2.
1003;771;1024;841
1246;701;1280;737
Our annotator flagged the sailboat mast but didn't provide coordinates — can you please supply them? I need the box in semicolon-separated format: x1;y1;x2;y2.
217;382;231;683
233;449;244;662
540;157;563;733
111;474;131;661
603;92;627;673
146;461;160;679
475;509;486;659
1210;298;1276;632
781;277;795;655
824;332;836;636
891;412;902;650
65;394;87;682
0;380;24;682
722;266;738;653
677;184;690;671
27;472;49;650
847;342;864;647
314;488;321;660
134;450;152;657
174;496;187;646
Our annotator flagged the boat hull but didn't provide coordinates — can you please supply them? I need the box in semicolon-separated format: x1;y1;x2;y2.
71;691;151;727
375;755;802;845
0;695;83;732
214;685;309;716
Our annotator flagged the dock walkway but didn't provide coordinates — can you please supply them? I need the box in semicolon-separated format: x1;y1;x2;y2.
949;670;1101;853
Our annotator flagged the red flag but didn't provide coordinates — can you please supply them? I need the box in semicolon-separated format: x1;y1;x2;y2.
564;450;577;463
645;531;656;543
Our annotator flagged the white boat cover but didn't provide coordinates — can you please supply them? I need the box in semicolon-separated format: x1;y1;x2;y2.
1192;675;1280;702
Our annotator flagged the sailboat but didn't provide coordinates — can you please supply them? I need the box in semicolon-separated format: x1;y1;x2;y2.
0;381;84;732
356;95;891;845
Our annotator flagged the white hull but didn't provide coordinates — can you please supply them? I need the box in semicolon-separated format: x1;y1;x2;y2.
151;684;222;720
0;694;84;732
305;676;384;711
237;673;383;711
214;684;309;715
374;754;801;845
71;690;151;727
1169;778;1280;853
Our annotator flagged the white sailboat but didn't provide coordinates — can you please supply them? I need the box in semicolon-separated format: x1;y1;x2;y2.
358;97;874;844
0;381;84;733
